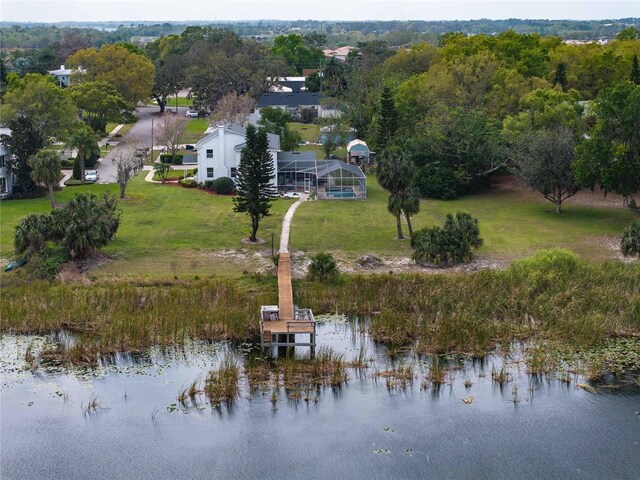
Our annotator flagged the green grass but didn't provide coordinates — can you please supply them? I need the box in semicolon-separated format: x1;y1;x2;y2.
298;144;347;160
289;122;320;143
104;123;134;139
292;175;637;261
152;168;195;181
180;119;209;144
1;173;636;279
0;175;288;278
165;97;194;107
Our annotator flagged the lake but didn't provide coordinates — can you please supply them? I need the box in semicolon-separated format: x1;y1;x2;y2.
1;318;639;479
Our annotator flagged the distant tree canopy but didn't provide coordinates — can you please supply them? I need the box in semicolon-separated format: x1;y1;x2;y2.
272;34;325;74
67;44;155;105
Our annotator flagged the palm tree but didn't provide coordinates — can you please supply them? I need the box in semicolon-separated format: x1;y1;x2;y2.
402;189;421;238
376;150;419;239
65;125;96;181
28;150;61;209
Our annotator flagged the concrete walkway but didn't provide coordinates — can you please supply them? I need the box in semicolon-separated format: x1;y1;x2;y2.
279;195;308;254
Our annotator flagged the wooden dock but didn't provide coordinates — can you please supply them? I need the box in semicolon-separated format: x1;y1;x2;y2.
277;253;294;321
260;198;316;351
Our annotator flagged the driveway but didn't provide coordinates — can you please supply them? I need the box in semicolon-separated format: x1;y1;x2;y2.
96;106;190;183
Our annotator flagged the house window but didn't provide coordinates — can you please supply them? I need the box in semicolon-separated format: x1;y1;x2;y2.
230;168;237;178
206;149;213;159
0;177;6;193
0;155;4;168
207;168;214;178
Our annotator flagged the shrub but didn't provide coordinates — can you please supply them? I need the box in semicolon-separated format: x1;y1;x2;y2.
171;155;183;165
34;244;69;279
415;163;469;200
14;192;120;259
213;177;234;195
159;154;173;164
180;179;197;188
61;158;75;169
621;221;640;257
204;180;215;190
64;179;85;186
307;252;339;281
412;212;482;266
72;156;83;180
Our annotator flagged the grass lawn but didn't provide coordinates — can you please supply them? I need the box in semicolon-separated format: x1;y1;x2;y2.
152;168;196;181
298;144;347;161
291;175;637;261
0;175;289;278
180;119;209;144
165;97;194;107
104;123;134;139
289;122;320;143
1;174;635;279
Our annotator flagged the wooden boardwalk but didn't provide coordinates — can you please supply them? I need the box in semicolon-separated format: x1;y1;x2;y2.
260;195;316;349
277;252;294;321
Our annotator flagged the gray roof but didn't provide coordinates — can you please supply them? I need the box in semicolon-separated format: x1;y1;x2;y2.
257;92;324;108
196;124;280;150
316;160;366;179
277;151;318;174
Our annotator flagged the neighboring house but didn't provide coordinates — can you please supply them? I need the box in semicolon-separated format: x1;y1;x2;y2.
269;77;307;93
320;125;356;144
48;64;84;87
322;46;355;62
195;124;280;186
255;92;339;120
0;128;14;199
347;139;371;166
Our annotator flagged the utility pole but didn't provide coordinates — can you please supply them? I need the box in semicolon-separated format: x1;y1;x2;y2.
150;116;154;164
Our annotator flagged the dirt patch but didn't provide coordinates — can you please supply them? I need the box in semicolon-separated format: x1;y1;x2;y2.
240;238;267;245
492;175;629;209
597;235;639;264
73;252;114;273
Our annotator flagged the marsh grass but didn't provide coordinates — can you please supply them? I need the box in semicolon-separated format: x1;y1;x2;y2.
205;357;240;407
3;278;275;365
82;394;107;416
295;250;640;356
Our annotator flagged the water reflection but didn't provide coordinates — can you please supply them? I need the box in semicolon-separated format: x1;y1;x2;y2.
1;319;639;480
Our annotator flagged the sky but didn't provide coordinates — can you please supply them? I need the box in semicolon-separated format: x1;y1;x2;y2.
1;0;639;23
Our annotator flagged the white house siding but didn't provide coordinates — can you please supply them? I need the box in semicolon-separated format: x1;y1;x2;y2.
195;126;278;187
0;141;13;199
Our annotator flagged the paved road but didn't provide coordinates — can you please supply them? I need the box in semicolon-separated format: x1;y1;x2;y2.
96;106;190;183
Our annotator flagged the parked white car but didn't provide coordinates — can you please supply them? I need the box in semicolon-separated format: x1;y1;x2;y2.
185;110;199;118
84;170;99;182
282;192;301;199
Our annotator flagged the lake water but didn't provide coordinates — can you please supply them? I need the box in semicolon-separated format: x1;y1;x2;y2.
1;318;639;480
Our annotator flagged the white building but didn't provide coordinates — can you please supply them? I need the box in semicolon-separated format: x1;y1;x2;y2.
0;128;14;199
195;124;280;186
48;65;84;87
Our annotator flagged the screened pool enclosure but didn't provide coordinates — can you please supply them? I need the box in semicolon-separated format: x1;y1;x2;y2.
276;152;366;199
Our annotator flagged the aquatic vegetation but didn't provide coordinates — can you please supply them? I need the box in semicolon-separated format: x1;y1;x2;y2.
205;357;240;408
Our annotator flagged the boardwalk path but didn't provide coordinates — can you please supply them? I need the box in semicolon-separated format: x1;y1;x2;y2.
277;196;306;321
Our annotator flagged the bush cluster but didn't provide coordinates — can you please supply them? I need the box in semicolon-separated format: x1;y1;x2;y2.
213;177;234;195
412;212;482;266
307;252;339;281
14;192;120;260
621;220;640;257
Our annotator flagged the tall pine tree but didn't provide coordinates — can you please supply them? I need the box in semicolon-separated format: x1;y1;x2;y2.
631;54;640;86
233;124;277;242
375;86;398;152
553;63;568;91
